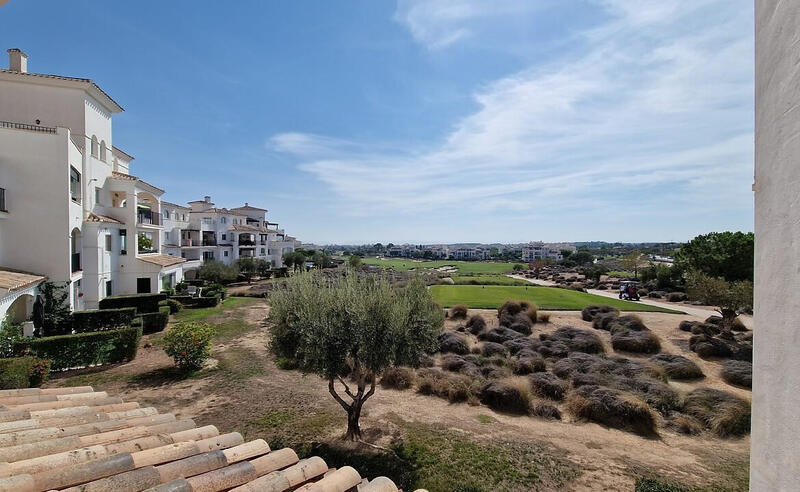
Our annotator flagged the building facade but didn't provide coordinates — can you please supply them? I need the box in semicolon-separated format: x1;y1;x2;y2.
0;49;298;322
521;242;563;262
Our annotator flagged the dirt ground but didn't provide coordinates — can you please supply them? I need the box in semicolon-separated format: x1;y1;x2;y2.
45;299;750;491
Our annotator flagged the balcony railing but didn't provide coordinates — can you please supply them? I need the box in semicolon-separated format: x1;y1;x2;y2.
137;212;161;226
182;239;195;247
71;253;81;273
0;120;56;133
202;239;217;246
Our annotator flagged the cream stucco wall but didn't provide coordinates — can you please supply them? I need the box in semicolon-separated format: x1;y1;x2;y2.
752;1;800;489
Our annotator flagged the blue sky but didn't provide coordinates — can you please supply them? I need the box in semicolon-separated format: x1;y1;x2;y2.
1;0;754;244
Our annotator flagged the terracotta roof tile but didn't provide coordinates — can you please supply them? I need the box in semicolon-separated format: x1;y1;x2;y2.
0;388;399;491
0;268;46;293
137;254;187;267
86;213;123;225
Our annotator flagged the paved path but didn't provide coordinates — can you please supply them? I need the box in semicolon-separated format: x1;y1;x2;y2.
507;274;754;328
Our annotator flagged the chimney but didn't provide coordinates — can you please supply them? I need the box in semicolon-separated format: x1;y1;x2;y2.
7;48;28;73
204;196;211;203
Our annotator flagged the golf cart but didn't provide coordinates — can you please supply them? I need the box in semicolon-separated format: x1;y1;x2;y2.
618;281;641;301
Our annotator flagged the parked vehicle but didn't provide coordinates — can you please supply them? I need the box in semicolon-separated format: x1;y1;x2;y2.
619;281;640;301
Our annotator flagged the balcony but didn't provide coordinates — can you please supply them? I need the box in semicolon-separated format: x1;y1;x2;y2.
1;120;56;133
71;252;81;273
202;239;217;247
137;211;161;226
238;240;255;247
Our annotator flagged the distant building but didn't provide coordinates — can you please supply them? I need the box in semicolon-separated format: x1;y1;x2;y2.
521;242;563;262
450;247;490;261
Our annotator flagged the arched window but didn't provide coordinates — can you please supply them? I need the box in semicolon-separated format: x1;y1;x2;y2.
220;217;227;224
91;136;99;157
100;141;107;162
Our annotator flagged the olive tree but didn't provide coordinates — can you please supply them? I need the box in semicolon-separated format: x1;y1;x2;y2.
687;272;753;332
268;271;443;440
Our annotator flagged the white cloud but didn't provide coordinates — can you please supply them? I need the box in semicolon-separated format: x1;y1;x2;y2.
270;0;753;232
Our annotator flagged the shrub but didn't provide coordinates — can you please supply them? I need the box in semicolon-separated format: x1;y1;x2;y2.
666;292;688;302
380;367;416;390
666;413;705;436
731;317;748;332
609;315;647;333
497;300;523;317
721;360;752;388
98;293;167;314
0;319;23;358
678;320;699;332
648;353;704;380
136;309;170;334
540;327;605;354
14;327;141;371
611;329;661;354
566;385;658;436
464;314;486;335
531;404;562;420
479;327;523;344
581;305;619;322
0;357;51;389
163;322;215;371
479;379;531;414
416;368;481;404
529;372;567;400
449;304;468;319
192;295;221;308
591;312;618;331
166;299;183;314
503;337;540;355
438;332;470;355
71;307;137;333
537;312;551;324
683;388;751;437
552;353;650;380
522;303;538;323
511;351;546;375
481;342;507;357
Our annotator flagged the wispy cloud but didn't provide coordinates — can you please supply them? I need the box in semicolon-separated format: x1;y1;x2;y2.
269;0;753;236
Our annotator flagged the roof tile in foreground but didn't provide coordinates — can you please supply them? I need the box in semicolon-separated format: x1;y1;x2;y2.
0;388;423;492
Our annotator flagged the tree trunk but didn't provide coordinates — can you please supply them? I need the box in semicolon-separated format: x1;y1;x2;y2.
328;370;376;442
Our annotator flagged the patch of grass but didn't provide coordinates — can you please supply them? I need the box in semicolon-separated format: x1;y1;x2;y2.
636;478;690;492
172;297;261;324
452;275;531;286
430;285;681;313
476;414;495;424
216;347;265;380
361;258;520;275
254;409;294;429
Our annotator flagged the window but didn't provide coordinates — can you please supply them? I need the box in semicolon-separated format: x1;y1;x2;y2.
91;136;98;157
261;248;265;255
164;209;170;219
100;141;107;162
95;187;101;205
119;229;127;255
221;233;226;240
224;250;229;257
181;213;186;221
203;251;214;261
70;167;81;203
220;217;227;224
0;187;5;211
136;277;151;294
202;217;212;225
105;280;112;297
105;234;112;252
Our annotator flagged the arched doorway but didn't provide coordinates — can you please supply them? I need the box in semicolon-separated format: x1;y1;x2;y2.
71;227;82;272
6;294;33;324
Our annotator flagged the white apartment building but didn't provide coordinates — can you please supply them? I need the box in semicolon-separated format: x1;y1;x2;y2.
0;50;301;324
160;197;299;272
0;49;194;321
449;247;490;261
521;242;564;262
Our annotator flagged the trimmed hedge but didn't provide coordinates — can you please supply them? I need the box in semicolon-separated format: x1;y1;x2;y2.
99;293;167;313
0;357;51;389
13;326;141;371
134;308;170;334
71;307;137;333
193;295;220;308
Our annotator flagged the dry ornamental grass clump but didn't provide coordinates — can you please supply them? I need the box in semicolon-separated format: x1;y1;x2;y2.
479;326;524;344
592;312;619;330
479;378;533;415
566;385;658;436
380;367;416;390
682;387;751;437
465;314;486;335
481;342;507;357
511;350;547;375
449;304;469;319
581;305;620;322
648;353;704;380
611;329;662;354
438;331;470;355
529;372;568;401
721;360;752;388
540;327;605;355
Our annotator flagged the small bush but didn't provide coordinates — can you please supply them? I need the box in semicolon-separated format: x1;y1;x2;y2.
479;378;531;414
381;367;416;390
648;353;704;380
511;351;546;375
611;329;661;354
71;307;137;333
479;327;523;344
192;295;221;308
731;317;748;332
720;360;752;388
503;337;540;355
683;387;751;437
14;327;141;371
609;315;648;334
529;372;568;401
537;312;551;324
166;299;183;314
497;300;523;317
531;404;562;420
666;292;687;302
137;309;170;334
522;304;538;323
566;385;658;436
438;332;470;355
0;357;51;389
666;414;704;435
163;322;215;371
481;342;507;357
449;304;468;319
98;293;167;313
465;314;486;335
678;320;699;332
581;305;620;322
591;312;619;331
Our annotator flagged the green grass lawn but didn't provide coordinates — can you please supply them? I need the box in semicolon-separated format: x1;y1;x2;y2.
362;257;522;274
430;285;681;312
451;275;531;286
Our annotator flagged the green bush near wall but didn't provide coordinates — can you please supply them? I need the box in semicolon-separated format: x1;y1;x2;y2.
71;307;137;333
0;357;51;389
99;293;167;313
192;295;220;308
13;326;142;371
134;308;170;334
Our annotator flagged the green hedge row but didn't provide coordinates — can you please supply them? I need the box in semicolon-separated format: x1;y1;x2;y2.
13;326;142;371
99;293;167;313
71;307;137;333
0;357;51;389
169;295;221;309
133;307;170;334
